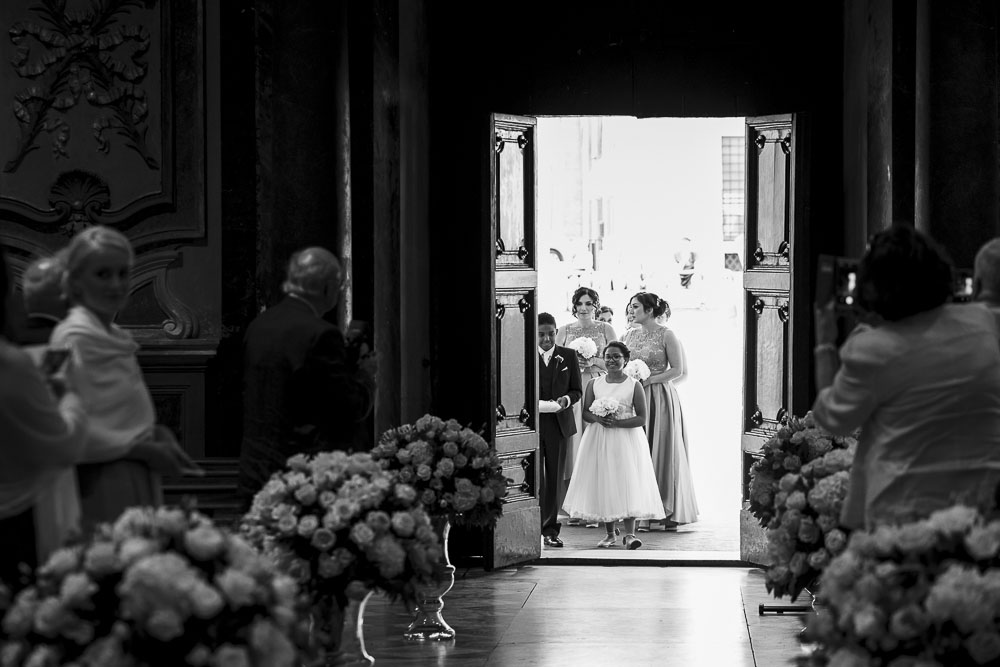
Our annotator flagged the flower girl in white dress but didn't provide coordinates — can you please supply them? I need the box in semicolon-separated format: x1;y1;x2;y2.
562;341;665;549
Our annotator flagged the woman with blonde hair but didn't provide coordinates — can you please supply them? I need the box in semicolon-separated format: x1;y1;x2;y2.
51;225;200;528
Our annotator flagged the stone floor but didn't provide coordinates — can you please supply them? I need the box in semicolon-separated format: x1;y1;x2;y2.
362;565;809;666
539;514;740;564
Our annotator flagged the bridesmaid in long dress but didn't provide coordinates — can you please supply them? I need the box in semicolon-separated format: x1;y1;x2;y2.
555;287;617;524
623;292;699;530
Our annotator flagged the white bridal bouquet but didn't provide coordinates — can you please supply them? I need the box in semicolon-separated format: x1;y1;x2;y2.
567;336;598;360
589;397;622;418
623;359;651;382
0;506;314;667
802;504;1000;666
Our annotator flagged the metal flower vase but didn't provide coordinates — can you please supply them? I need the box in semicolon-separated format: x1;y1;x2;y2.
403;516;456;641
327;590;375;666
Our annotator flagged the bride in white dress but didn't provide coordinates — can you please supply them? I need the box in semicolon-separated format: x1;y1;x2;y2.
562;341;665;549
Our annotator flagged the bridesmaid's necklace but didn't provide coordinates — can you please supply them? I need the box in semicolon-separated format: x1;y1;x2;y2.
605;370;627;383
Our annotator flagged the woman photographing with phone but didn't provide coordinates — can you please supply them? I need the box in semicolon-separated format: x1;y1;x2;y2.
0;245;88;587
812;224;1000;530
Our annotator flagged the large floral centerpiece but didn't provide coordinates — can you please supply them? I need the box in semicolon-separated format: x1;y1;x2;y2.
370;414;508;529
0;506;313;667
802;505;1000;666
242;451;443;612
747;411;858;601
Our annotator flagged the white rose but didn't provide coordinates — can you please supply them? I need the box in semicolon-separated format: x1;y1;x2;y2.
184;525;226;560
216;569;259;608
190;583;225;619
146;608;184;641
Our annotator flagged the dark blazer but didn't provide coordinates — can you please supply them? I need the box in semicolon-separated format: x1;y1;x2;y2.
538;345;583;442
239;296;372;498
16;314;61;346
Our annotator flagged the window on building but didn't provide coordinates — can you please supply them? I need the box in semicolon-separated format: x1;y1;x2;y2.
721;136;745;242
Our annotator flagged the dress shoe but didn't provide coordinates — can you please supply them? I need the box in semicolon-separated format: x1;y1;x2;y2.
597;534;618;548
544;536;564;548
624;534;643;550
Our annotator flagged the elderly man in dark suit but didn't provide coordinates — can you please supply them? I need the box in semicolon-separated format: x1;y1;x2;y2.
537;312;582;547
238;247;375;504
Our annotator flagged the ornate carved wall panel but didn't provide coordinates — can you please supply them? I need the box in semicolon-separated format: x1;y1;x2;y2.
0;0;211;342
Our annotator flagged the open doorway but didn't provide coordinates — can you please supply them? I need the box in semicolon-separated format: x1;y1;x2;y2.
536;116;745;561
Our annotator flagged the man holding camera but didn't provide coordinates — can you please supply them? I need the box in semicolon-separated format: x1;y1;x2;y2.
238;247;376;504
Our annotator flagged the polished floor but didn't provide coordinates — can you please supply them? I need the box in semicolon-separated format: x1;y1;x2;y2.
362;565;807;666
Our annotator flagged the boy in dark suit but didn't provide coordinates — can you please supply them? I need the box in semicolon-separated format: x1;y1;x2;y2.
537;312;583;547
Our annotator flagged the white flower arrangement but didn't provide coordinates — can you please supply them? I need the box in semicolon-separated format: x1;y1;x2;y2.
623;359;651;381
0;506;314;667
802;504;1000;666
567;336;598;360
242;451;443;613
370;414;508;529
589;397;622;418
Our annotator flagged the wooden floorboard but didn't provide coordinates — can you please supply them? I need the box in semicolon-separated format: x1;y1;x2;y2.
360;565;809;666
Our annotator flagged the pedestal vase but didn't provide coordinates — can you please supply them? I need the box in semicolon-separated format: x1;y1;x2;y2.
326;590;375;666
403;516;456;641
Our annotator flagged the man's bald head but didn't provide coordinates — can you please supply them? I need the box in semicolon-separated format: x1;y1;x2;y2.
975;238;1000;305
23;252;68;319
282;247;343;314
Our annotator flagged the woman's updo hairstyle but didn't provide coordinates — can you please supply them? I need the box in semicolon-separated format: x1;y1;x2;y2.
855;223;953;322
603;340;630;362
571;286;600;315
630;291;668;319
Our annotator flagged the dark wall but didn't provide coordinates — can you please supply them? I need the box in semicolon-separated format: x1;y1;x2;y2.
426;0;846;426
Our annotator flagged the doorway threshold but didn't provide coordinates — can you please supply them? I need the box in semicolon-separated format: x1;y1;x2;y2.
536;549;744;566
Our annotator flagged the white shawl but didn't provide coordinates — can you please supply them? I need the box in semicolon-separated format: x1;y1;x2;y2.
50;306;156;462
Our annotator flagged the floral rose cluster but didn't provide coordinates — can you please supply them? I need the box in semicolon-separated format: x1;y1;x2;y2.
242;451;442;612
747;411;858;601
0;506;313;667
370;414;508;530
567;336;598;360
802;505;1000;666
589;397;623;418
623;359;651;382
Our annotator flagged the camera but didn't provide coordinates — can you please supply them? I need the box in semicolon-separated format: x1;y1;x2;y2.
345;319;373;370
951;268;974;303
815;255;860;313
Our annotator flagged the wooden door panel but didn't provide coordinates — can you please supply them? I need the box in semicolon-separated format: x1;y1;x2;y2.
487;112;539;569
743;291;790;451
494;119;535;269
747;123;793;271
495;288;535;440
740;114;806;565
